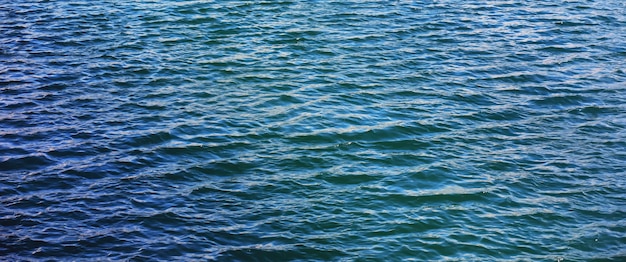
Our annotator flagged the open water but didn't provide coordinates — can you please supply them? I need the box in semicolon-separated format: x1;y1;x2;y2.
1;0;626;261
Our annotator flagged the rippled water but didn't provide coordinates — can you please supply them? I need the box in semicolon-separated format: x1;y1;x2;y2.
1;0;626;260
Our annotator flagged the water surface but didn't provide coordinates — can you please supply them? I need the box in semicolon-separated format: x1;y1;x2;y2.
1;0;626;261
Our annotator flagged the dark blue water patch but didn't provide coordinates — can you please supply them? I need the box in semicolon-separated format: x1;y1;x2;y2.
0;154;54;172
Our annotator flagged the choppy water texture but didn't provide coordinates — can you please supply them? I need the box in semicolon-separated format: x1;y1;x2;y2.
1;0;626;261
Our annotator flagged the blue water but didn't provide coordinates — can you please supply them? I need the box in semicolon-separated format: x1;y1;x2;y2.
1;0;626;261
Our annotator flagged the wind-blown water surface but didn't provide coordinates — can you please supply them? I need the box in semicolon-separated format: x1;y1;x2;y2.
1;0;625;261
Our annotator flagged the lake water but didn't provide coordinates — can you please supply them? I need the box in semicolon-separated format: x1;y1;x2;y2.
1;0;625;261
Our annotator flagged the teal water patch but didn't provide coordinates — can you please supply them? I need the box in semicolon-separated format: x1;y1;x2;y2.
1;0;626;261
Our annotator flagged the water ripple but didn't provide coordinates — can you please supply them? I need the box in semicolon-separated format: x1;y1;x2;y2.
2;0;626;261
